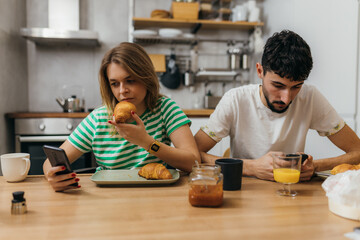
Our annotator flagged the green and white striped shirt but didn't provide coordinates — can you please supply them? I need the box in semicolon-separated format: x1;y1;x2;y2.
68;97;191;170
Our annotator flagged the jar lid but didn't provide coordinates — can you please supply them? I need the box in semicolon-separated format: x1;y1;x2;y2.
12;191;25;203
191;163;221;174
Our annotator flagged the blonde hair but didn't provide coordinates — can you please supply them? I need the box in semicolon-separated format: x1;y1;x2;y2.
98;42;161;116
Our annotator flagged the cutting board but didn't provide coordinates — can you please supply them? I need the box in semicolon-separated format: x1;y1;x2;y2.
149;54;166;72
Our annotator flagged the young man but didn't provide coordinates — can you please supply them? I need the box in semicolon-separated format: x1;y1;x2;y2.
195;30;360;181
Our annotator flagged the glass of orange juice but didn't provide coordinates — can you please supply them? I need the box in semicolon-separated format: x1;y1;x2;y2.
272;153;302;197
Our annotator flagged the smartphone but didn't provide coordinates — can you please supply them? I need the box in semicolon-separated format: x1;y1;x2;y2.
286;153;308;163
43;145;78;187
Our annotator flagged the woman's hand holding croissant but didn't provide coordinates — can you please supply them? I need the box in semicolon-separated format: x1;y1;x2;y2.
108;111;154;149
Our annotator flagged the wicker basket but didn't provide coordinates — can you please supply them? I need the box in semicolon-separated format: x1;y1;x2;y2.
171;2;199;20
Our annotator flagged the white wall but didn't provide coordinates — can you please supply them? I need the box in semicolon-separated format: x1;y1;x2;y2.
0;1;28;174
262;0;359;159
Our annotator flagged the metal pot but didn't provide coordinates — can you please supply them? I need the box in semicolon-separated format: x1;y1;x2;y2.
56;95;85;112
160;54;181;89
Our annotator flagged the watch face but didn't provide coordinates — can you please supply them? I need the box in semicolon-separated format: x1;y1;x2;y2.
151;144;160;152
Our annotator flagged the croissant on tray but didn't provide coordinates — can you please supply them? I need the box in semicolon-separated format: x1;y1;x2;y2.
114;101;137;124
330;163;360;175
138;163;172;180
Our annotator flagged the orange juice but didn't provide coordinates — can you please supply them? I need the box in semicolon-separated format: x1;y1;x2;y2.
273;168;300;184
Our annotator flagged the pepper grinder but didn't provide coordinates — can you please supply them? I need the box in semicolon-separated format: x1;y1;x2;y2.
11;191;27;215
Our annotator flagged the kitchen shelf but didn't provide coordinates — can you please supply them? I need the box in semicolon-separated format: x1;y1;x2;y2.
133;17;264;30
20;28;100;47
134;36;195;45
133;36;249;45
196;70;241;77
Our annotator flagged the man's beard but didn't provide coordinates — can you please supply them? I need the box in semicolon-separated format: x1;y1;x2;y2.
263;89;291;114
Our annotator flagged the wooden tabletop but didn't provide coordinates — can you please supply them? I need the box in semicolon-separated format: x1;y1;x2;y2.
0;175;357;239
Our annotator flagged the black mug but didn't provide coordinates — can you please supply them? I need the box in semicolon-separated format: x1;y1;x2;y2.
215;158;243;191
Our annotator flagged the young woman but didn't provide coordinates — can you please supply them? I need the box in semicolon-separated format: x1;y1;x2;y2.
43;42;200;191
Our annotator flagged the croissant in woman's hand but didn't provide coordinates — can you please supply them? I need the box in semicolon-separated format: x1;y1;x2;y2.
138;163;172;180
114;101;137;123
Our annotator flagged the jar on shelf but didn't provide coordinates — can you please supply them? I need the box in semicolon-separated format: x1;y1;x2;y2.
188;163;223;207
219;0;232;21
199;0;217;20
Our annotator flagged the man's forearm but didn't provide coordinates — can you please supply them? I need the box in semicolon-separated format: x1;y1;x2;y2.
200;151;220;164
242;159;255;176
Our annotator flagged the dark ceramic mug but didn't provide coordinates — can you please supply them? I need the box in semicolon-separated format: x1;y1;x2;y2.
215;158;243;191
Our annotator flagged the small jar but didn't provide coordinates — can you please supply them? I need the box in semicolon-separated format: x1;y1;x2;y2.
188;164;223;207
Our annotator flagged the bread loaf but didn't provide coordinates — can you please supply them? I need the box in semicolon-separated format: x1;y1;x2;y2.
151;9;170;19
138;163;172;180
114;101;136;124
330;163;360;175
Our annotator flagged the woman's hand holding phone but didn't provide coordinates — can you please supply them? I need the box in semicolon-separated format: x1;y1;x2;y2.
45;165;80;192
43;145;81;192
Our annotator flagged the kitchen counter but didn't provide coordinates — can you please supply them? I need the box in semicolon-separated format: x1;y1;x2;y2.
5;109;214;119
0;175;357;239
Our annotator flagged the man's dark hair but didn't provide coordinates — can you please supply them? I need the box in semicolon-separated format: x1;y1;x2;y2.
261;30;313;81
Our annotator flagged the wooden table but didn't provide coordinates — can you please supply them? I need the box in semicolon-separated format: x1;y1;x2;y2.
0;175;358;239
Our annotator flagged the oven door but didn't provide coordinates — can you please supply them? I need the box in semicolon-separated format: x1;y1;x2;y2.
16;135;95;175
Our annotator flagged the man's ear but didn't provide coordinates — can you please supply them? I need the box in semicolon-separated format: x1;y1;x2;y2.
256;63;263;79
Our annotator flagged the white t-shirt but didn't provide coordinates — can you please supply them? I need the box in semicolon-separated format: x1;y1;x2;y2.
201;84;345;159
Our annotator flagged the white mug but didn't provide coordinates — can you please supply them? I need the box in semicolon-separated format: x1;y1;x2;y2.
248;7;260;22
1;153;31;182
232;5;248;22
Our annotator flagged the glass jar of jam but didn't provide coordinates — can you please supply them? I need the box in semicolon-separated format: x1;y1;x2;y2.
188;164;223;207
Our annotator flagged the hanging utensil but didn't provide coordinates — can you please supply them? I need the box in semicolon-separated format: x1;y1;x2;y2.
160;53;181;89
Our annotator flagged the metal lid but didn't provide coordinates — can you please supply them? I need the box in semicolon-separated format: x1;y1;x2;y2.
12;191;25;203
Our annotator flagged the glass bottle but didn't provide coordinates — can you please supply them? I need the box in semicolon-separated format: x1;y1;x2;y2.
188;163;223;207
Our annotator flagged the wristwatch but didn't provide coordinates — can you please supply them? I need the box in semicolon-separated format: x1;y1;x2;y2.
147;140;160;154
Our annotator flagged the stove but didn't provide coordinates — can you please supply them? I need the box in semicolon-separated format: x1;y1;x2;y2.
15;118;95;175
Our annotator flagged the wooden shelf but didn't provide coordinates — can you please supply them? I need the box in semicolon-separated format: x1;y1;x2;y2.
133;17;264;30
133;36;249;45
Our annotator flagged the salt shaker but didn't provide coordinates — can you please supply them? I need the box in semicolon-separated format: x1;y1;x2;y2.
11;191;27;215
